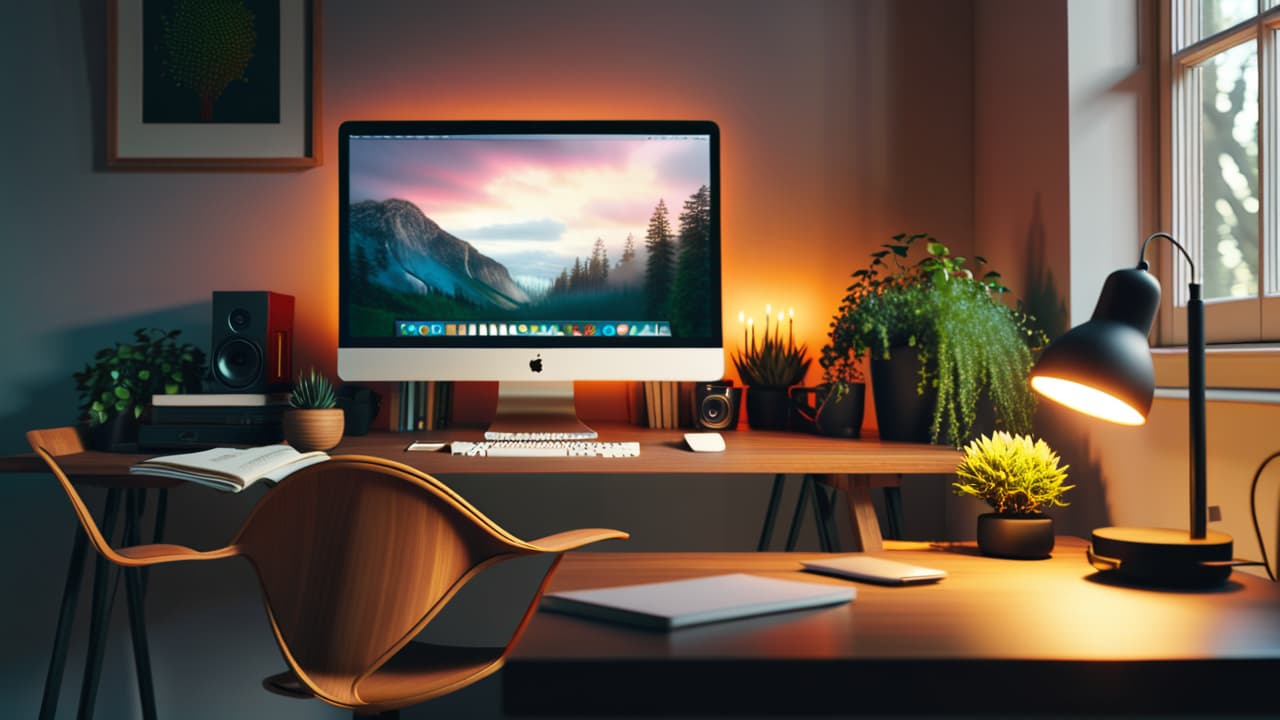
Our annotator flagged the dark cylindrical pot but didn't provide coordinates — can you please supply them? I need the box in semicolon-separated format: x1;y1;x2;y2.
870;349;935;443
977;513;1054;559
91;412;139;452
814;383;866;438
746;386;791;430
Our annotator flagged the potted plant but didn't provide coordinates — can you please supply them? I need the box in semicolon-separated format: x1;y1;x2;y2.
732;309;811;430
831;232;1045;445
283;367;344;452
952;431;1073;559
73;328;207;451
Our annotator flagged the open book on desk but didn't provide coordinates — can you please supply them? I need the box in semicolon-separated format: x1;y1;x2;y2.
129;445;330;493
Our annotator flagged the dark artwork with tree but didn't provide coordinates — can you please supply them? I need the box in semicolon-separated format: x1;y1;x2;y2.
142;0;281;123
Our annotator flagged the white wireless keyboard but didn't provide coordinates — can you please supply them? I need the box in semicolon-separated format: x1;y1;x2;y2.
450;440;641;458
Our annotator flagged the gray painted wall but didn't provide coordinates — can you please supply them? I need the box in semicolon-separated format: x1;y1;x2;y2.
0;1;976;717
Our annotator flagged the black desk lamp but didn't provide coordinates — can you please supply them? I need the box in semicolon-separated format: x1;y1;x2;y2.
1029;232;1233;587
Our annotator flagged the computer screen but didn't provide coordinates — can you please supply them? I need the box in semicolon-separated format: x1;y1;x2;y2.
337;120;724;436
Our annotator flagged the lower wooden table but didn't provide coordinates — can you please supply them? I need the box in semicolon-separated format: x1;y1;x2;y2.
503;538;1280;716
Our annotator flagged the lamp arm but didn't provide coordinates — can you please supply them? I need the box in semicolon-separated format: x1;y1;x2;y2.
1140;231;1198;283
1139;231;1207;540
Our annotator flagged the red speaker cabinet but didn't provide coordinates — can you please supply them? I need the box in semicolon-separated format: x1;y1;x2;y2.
210;291;294;393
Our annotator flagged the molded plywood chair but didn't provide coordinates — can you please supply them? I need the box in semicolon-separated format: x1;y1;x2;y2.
28;427;629;717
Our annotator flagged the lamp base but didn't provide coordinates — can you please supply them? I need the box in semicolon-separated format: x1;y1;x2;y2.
1087;527;1233;588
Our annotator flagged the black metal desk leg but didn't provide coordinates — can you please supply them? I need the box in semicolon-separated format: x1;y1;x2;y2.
39;522;91;720
785;476;812;551
883;485;904;540
756;475;786;551
124;489;158;720
77;488;122;720
809;477;838;552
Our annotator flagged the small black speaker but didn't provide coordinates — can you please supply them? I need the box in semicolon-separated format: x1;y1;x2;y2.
695;381;742;430
210;291;294;393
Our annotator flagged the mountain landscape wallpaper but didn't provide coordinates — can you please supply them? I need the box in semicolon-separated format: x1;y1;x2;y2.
345;135;714;339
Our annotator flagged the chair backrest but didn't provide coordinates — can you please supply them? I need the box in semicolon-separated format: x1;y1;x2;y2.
230;455;536;707
26;427;122;563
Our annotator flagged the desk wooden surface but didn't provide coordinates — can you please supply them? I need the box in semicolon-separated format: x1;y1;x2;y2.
505;538;1280;715
1;425;960;549
0;425;960;477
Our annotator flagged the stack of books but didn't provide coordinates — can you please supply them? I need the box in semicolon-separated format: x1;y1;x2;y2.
138;393;289;450
388;381;451;432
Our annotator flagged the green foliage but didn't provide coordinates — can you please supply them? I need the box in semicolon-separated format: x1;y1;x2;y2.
826;233;1046;445
952;431;1073;515
733;315;811;387
73;328;207;427
290;367;338;409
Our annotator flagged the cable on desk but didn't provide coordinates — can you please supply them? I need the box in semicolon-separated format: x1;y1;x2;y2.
1249;450;1280;582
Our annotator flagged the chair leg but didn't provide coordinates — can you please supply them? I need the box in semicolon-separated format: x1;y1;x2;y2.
756;474;786;551
785;475;812;551
124;490;158;720
39;522;91;720
882;485;904;540
77;488;123;720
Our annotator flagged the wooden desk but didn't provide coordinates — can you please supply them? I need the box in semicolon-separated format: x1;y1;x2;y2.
1;424;961;551
504;538;1280;716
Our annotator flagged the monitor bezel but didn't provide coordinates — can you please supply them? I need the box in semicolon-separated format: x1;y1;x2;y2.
337;119;722;352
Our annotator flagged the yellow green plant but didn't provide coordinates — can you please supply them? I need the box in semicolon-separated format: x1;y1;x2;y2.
952;431;1073;515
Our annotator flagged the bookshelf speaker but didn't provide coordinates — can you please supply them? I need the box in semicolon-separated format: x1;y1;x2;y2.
210;291;294;393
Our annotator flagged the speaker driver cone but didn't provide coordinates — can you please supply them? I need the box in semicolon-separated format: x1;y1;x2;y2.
214;337;264;390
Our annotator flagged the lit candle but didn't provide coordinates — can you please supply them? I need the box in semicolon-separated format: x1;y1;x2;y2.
739;310;747;348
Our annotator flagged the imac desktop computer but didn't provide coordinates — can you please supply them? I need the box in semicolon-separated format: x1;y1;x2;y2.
337;120;724;442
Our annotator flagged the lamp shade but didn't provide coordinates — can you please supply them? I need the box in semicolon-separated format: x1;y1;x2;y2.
1029;322;1153;425
1029;266;1161;426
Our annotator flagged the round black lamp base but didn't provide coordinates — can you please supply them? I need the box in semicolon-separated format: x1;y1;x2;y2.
1087;527;1233;588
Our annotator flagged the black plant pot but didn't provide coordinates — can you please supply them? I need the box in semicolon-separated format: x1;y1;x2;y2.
870;349;936;443
976;513;1054;559
790;383;866;438
745;386;791;431
90;412;139;452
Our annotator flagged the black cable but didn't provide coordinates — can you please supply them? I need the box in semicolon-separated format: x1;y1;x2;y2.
1139;231;1197;282
1249;450;1280;582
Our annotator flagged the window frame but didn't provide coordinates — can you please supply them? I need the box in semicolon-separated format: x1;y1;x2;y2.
1161;0;1280;345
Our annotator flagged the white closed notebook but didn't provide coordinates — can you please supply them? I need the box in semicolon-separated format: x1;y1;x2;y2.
801;555;947;585
541;573;855;630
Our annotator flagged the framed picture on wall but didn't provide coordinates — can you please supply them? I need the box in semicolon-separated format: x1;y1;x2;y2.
108;0;322;169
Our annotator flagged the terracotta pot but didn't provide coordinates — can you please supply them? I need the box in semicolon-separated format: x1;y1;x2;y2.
976;513;1054;559
283;408;345;452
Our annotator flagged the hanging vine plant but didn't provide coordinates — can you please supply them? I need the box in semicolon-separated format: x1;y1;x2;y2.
829;233;1046;445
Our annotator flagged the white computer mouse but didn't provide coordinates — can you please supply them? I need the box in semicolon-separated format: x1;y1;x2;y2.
684;432;726;453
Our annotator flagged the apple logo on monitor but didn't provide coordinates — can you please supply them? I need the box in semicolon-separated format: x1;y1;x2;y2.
529;355;543;373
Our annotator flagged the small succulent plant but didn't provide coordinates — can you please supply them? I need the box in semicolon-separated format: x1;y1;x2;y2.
289;367;337;409
732;310;811;387
952;431;1073;515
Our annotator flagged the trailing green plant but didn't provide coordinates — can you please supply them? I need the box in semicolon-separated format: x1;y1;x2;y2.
732;312;811;387
73;328;207;426
828;233;1047;445
952;431;1073;515
290;367;338;409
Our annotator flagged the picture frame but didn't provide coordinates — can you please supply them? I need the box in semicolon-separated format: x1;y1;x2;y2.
108;0;322;169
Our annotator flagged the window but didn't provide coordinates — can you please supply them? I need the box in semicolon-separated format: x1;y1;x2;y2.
1166;0;1280;343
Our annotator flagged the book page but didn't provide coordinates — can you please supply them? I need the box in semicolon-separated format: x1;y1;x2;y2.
132;445;327;486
